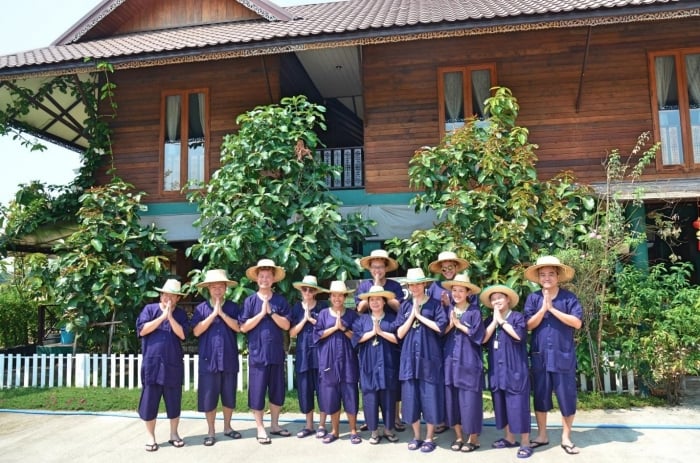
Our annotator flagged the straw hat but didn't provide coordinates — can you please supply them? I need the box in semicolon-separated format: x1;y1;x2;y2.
357;285;396;301
292;275;327;292
245;258;286;282
403;268;435;285
428;251;469;274
155;278;186;296
195;269;238;288
327;280;355;294
479;285;519;309
441;273;481;294
524;255;575;283
358;249;399;272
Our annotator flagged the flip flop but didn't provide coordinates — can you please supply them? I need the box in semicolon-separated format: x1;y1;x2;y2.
383;432;399;443
434;423;448;434
168;438;185;448
450;440;463;451
144;443;158;452
561;443;580;455
530;440;549;449
368;434;381;445
462;442;480;452
257;435;272;445
296;428;314;438
224;430;242;439
518;446;535;458
270;428;291;437
203;436;215;446
492;438;519;449
322;434;338;444
394;421;406;432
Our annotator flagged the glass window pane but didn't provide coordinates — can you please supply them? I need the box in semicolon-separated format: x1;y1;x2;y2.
655;56;683;165
187;92;205;188
164;95;181;191
685;54;700;163
444;72;464;132
471;69;491;118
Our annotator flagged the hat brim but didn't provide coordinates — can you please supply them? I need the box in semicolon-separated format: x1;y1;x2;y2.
404;277;435;285
359;255;399;272
155;287;186;296
196;280;238;288
479;285;519;308
292;282;327;292
358;290;396;300
428;257;469;275
245;265;286;282
441;280;481;294
524;263;575;284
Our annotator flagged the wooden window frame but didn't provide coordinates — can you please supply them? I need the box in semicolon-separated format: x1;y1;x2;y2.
648;48;700;172
437;64;497;140
158;88;210;195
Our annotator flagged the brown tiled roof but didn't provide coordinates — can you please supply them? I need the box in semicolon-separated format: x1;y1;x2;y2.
0;0;693;76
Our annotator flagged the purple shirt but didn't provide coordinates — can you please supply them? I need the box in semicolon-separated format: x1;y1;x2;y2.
136;302;188;387
524;288;583;373
290;300;328;373
191;300;240;374
485;311;529;394
313;308;360;385
443;305;485;391
351;311;399;392
354;279;405;306
240;292;291;367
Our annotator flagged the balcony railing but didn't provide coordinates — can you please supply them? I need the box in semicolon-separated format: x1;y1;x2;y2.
316;146;364;189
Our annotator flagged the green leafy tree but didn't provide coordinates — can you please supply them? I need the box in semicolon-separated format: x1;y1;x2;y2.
49;180;173;353
386;87;593;290
187;95;374;300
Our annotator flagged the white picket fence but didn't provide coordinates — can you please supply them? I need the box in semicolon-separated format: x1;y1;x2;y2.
0;352;635;393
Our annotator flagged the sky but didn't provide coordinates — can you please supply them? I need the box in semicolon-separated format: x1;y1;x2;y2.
0;0;329;206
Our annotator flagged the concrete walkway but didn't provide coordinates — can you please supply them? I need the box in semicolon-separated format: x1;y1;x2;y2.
1;405;699;463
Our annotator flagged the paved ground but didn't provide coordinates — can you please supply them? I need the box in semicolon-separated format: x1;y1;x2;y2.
1;404;699;463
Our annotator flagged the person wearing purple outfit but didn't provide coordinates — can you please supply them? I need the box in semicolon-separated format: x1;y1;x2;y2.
441;273;484;453
395;268;448;453
289;275;329;439
351;285;401;445
482;284;532;459
191;269;242;446
136;278;189;452
427;251;470;309
355;249;404;313
523;256;583;456
239;259;292;445
313;280;361;445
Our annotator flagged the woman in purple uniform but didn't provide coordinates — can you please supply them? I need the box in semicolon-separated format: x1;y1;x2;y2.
394;268;448;453
352;285;400;445
136;278;189;452
313;280;361;445
289;275;329;438
482;285;532;459
441;273;484;453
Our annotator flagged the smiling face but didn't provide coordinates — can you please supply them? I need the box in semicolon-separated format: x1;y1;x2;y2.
451;285;469;305
408;282;426;299
256;268;275;290
489;292;511;313
159;292;180;307
368;295;386;314
369;258;387;281
537;266;561;290
299;286;318;302
206;282;227;302
329;292;346;309
440;260;458;280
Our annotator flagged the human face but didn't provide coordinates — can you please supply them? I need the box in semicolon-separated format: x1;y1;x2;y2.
299;286;318;301
256;268;275;289
159;292;180;308
369;259;387;281
408;282;426;299
537;266;560;289
368;296;385;313
489;293;510;313
440;261;458;279
206;282;227;302
329;292;346;309
451;285;468;305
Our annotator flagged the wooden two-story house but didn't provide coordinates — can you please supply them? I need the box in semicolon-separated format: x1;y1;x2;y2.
1;0;700;276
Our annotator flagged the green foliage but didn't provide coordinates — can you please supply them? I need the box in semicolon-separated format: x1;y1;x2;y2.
187;95;375;300
0;284;37;347
608;262;700;404
387;87;593;291
49;180;173;353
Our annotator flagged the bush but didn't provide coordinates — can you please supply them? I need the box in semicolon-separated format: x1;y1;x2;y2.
0;284;37;348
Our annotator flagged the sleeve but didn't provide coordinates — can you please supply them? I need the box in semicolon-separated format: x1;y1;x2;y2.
523;292;541;322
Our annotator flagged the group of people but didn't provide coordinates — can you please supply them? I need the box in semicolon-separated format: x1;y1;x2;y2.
136;250;583;459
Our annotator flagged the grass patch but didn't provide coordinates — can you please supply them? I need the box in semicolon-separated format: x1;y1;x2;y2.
0;387;664;413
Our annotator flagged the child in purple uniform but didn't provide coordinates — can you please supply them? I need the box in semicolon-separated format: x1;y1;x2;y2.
395;268;448;453
482;284;532;459
191;269;241;446
289;275;329;438
313;281;361;445
442;273;484;453
352;285;400;445
136;278;189;452
523;256;583;455
239;259;292;444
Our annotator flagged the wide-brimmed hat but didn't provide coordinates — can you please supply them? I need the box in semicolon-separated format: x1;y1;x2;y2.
245;259;286;282
358;284;396;301
359;249;399;272
442;273;481;294
195;269;238;288
403;268;435;285
524;255;575;283
480;285;519;309
155;278;186;296
327;280;355;294
292;275;327;292
428;251;469;274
